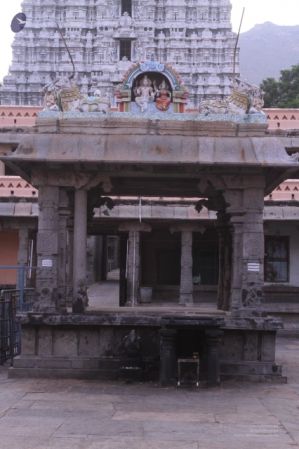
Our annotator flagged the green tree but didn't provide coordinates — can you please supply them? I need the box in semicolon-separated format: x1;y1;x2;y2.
260;65;299;108
260;78;280;107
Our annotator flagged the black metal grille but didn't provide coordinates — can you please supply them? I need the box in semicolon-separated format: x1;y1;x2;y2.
0;289;35;365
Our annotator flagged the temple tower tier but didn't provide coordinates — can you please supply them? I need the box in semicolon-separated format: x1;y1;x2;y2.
0;0;239;108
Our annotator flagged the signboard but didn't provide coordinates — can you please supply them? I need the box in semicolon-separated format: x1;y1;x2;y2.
247;262;260;272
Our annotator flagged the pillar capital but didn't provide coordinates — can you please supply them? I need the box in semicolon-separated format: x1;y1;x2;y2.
74;173;113;192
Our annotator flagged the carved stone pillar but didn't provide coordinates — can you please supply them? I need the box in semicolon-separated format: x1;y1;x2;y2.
205;328;223;386
127;230;140;306
17;228;29;267
73;189;88;312
159;328;177;386
179;230;193;305
119;222;151;306
217;229;224;308
171;224;203;306
228;183;265;314
66;226;74;307
101;235;108;281
230;216;244;311
57;188;71;311
119;234;128;307
241;209;264;308
17;227;29;291
216;217;231;311
0;162;5;176
35;186;60;312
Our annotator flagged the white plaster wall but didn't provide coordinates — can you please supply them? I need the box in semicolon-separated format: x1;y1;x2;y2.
265;222;299;286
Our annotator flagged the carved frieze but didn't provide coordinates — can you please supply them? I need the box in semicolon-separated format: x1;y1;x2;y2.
32;170;112;192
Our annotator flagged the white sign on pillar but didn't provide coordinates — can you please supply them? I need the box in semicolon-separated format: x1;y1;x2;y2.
247;262;260;272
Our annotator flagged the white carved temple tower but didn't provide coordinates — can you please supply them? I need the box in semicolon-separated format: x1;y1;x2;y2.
0;0;239;107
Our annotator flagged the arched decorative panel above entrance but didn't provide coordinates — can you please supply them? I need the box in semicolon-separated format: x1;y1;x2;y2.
122;61;183;91
115;61;188;113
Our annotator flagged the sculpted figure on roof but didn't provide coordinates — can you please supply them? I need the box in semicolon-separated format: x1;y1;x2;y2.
134;75;155;112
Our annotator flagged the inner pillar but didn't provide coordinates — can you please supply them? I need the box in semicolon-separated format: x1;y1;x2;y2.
17;227;29;292
17;228;29;268
119;222;151;306
171;224;204;306
66;225;74;306
126;230;141;306
73;188;88;312
179;230;193;305
119;233;128;307
101;235;108;281
216;215;231;311
0;161;5;176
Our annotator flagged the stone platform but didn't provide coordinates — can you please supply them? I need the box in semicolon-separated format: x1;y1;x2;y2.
10;309;286;384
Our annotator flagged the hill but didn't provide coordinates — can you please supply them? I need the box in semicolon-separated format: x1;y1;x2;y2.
239;22;299;85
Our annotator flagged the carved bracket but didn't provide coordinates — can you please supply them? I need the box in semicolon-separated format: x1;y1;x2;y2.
76;173;112;192
88;195;115;220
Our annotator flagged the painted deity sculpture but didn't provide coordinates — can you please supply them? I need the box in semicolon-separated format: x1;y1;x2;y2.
134;75;155;112
155;80;171;111
115;62;188;113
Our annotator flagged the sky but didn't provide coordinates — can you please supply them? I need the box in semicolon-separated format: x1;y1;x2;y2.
0;0;299;81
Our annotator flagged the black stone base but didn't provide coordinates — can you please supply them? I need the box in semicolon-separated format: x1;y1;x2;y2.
10;311;286;384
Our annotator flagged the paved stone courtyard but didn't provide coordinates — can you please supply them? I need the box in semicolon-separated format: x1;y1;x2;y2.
0;335;299;449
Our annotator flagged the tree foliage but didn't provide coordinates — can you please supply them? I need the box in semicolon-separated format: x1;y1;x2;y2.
261;65;299;108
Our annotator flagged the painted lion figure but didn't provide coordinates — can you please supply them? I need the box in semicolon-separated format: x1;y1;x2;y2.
199;78;264;116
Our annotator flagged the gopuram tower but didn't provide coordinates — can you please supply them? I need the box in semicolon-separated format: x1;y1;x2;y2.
0;0;238;108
